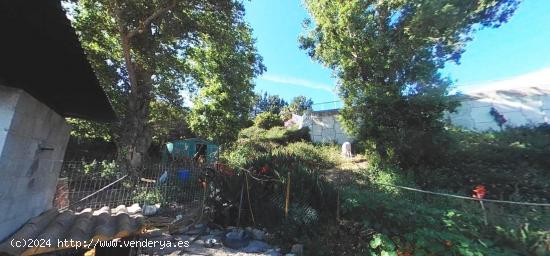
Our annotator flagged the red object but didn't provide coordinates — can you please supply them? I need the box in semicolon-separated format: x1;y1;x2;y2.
472;185;487;199
397;250;413;256
198;177;207;189
259;165;270;175
215;162;235;176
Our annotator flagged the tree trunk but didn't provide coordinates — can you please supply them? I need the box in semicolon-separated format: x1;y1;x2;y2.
120;64;153;171
117;26;154;173
110;2;177;173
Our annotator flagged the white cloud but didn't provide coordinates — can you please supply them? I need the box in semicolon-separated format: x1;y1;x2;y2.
260;74;336;94
459;67;550;94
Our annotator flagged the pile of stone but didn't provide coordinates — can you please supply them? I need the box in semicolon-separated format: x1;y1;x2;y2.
140;223;304;256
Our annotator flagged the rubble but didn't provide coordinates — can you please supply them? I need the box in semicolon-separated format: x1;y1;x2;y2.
139;221;282;255
290;244;304;255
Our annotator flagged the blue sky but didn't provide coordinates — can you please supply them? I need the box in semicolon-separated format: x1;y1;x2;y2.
243;0;550;108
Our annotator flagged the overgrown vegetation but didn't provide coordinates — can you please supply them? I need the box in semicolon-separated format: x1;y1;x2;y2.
253;112;284;130
218;126;550;255
59;1;548;255
417;126;550;202
66;0;264;168
301;0;520;168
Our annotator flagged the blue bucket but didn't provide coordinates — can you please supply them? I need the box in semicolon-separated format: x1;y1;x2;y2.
177;170;191;181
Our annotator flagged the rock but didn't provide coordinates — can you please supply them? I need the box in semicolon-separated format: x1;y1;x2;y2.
170;214;183;224
142;203;161;216
198;234;222;248
143;228;163;238
204;238;218;248
175;235;190;242
250;228;267;241
242;240;271;253
285;254;296;256
208;229;225;236
265;248;282;256
291;244;304;255
186;224;207;235
148;234;174;242
223;229;251;249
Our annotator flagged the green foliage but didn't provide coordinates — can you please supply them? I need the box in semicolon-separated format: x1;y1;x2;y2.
81;159;119;179
288;95;313;116
368;233;397;256
67;118;112;142
148;100;192;145
326;150;550;256
219;128;336;231
338;181;546;255
238;126;310;145
220;125;549;255
301;0;519;167
188;14;265;145
66;0;264;164
254;112;284;129
253;92;288;115
132;188;165;205
417;126;550;201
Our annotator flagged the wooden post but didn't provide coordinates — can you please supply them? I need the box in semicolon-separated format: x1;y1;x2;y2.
245;174;255;225
479;201;488;225
237;181;244;227
336;189;340;221
285;172;291;218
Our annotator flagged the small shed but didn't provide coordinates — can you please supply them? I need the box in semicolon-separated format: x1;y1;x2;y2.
162;138;219;164
0;0;115;241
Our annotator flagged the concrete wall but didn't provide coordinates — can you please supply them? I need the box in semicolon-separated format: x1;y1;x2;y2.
302;86;550;144
302;109;352;144
0;85;70;241
447;86;550;131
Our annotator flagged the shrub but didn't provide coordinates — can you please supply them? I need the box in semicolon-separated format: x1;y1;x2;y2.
81;159;119;178
132;188;165;205
238;126;310;145
415;125;550;201
254;111;284;129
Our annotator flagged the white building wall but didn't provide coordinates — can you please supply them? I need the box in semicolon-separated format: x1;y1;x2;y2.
303;109;352;144
448;87;550;131
0;85;70;241
303;86;550;144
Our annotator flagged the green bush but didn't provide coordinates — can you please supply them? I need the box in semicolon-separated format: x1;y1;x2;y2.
220;138;338;231
132;187;165;205
254;111;284;129
81;159;119;178
219;125;550;255
415;125;550;201
238;126;310;145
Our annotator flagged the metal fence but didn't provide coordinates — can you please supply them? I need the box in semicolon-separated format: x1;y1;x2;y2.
311;100;344;111
57;160;205;213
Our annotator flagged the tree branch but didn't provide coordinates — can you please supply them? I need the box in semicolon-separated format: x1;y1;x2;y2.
126;0;177;40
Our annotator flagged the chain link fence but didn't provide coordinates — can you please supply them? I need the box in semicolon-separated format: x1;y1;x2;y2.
55;160;206;213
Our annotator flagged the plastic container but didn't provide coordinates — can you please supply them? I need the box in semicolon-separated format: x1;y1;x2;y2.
177;169;190;181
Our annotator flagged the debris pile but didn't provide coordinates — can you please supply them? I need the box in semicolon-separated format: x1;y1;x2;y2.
140;223;283;255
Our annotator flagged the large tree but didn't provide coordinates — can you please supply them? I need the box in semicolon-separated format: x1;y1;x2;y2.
67;0;263;168
253;92;288;115
188;21;265;144
301;0;519;167
288;96;313;115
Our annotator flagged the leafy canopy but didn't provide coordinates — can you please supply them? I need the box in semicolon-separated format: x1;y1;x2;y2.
66;0;263;156
288;96;313;115
254;92;288;115
301;0;519;167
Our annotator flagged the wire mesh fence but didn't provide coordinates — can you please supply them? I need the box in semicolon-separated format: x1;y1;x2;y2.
56;160;206;213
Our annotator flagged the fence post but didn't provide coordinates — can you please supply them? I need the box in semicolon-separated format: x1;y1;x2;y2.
285;171;291;218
